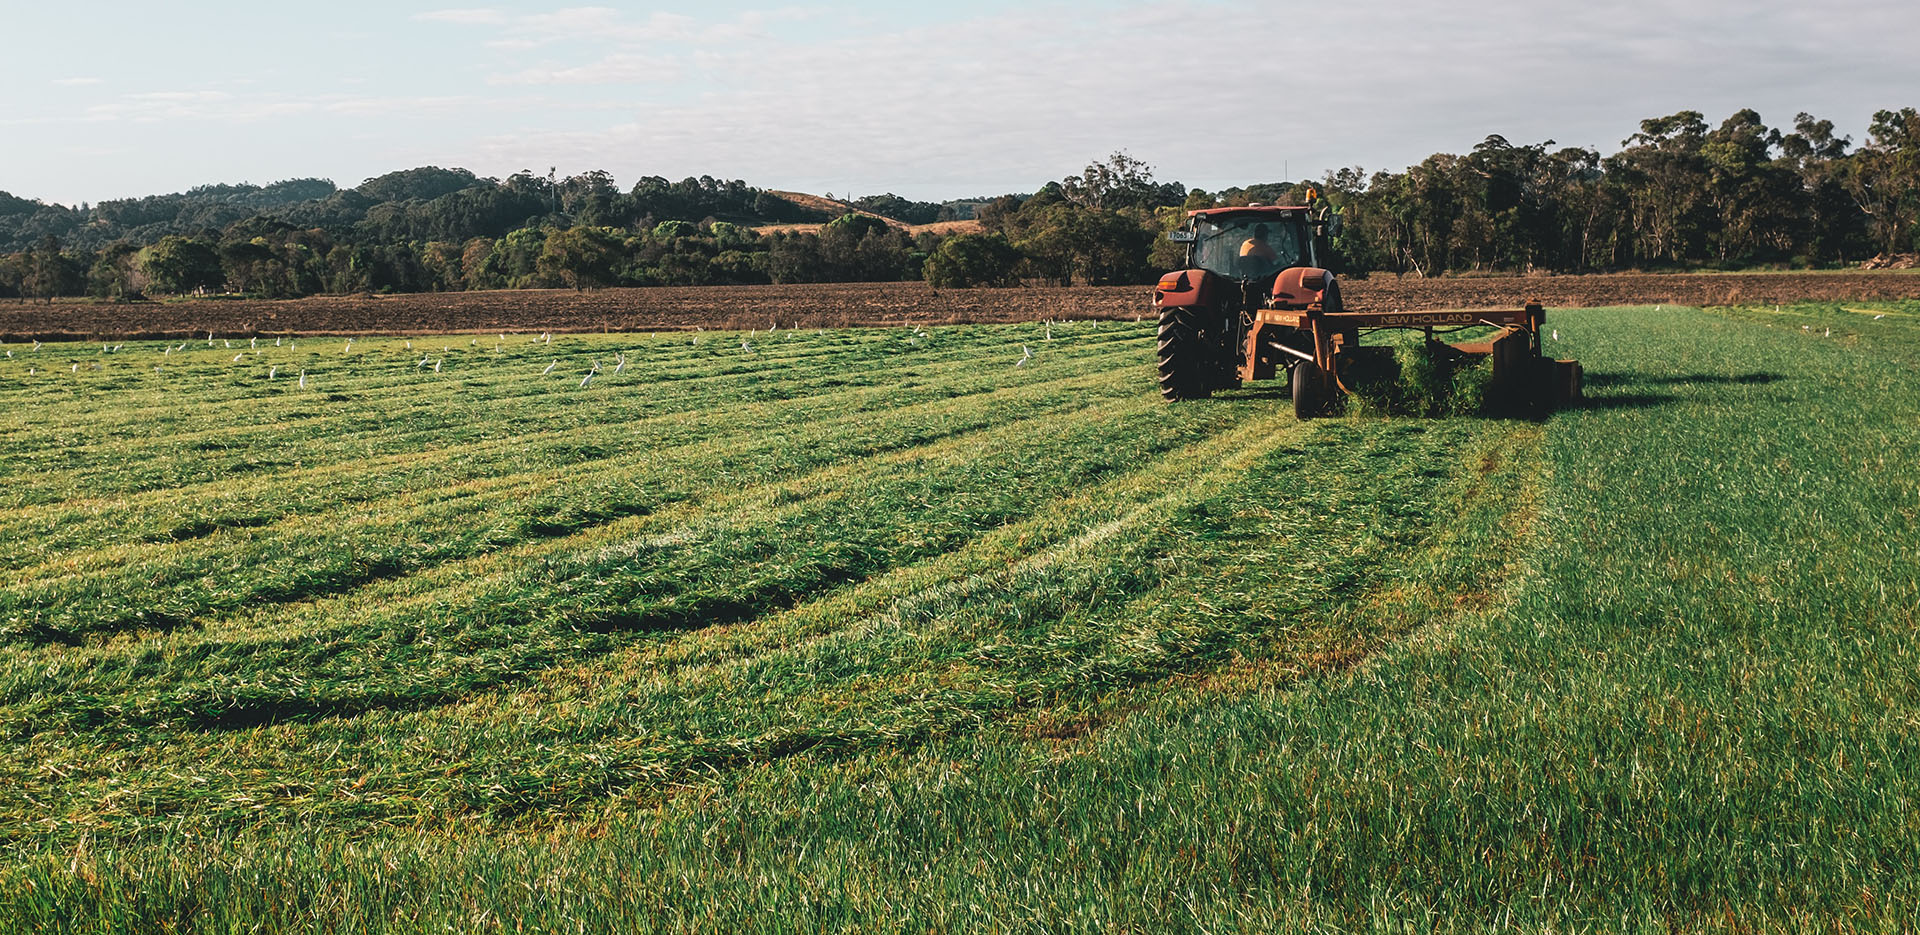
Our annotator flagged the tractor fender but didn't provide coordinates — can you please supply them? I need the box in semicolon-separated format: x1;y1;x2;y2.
1153;268;1217;308
1270;267;1337;310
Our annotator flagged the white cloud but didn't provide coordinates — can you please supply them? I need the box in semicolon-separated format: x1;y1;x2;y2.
437;5;821;65
413;8;510;25
493;52;680;86
75;89;554;126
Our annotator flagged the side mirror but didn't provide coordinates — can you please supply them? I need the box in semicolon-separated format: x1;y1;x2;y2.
1325;214;1344;238
1167;230;1196;243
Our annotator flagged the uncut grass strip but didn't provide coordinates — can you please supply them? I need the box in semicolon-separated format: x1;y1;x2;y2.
0;332;1153;508
4;392;1237;734
0;367;1154;641
0;360;1149;583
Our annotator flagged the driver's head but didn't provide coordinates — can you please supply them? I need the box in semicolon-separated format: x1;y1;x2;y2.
1252;224;1268;239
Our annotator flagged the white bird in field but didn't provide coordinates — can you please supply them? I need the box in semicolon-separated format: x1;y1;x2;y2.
470;338;477;346
298;370;307;389
542;360;557;375
1045;321;1052;341
32;341;41;351
1824;327;1831;337
233;353;244;362
741;339;752;353
206;331;214;345
250;337;257;349
405;340;412;350
579;370;596;388
613;353;627;376
275;337;282;347
269;366;277;379
1552;330;1560;341
4;350;10;358
433;359;442;373
544;333;552;345
1874;314;1887;320
71;363;78;372
224;340;232;349
1016;344;1032;367
417;357;429;369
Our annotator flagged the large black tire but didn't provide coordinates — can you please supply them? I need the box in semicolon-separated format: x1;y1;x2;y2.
1293;358;1330;419
1157;306;1210;401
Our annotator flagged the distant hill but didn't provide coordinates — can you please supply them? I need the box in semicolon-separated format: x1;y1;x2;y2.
0;171;838;254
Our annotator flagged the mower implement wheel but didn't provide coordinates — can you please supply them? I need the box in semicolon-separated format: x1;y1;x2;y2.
1157;306;1211;401
1292;359;1331;419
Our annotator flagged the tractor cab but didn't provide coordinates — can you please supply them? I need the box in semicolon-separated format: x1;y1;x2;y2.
1173;207;1318;283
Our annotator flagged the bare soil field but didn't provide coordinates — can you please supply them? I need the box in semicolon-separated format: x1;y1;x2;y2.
5;272;1918;340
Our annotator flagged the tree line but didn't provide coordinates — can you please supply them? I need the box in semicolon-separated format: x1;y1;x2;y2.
2;107;1916;300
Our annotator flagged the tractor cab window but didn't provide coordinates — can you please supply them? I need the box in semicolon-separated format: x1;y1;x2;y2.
1190;215;1302;280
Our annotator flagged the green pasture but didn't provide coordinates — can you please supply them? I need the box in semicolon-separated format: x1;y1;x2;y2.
1;302;1917;932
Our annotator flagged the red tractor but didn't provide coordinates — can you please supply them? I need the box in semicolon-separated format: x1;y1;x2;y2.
1151;196;1580;417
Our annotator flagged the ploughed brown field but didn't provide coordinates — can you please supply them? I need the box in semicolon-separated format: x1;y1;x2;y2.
5;271;1919;339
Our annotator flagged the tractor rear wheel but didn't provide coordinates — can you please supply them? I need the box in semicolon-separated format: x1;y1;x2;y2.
1292;358;1332;419
1157;306;1210;401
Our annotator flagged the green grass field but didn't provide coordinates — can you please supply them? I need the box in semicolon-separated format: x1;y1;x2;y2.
1;303;1917;932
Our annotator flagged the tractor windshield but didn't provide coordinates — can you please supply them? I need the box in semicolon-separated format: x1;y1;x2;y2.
1190;215;1303;280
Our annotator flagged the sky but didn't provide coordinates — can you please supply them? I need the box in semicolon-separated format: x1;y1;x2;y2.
4;0;1918;207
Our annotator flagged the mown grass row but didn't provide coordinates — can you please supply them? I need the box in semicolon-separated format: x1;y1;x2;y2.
5;303;1917;931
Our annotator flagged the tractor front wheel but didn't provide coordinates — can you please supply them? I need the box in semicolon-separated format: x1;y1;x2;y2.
1157;306;1211;401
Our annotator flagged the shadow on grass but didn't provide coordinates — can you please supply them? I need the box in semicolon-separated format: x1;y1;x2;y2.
1214;378;1682;416
1584;371;1784;388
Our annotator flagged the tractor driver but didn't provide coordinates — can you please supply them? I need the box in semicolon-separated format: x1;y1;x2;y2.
1237;223;1279;277
1240;224;1278;262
